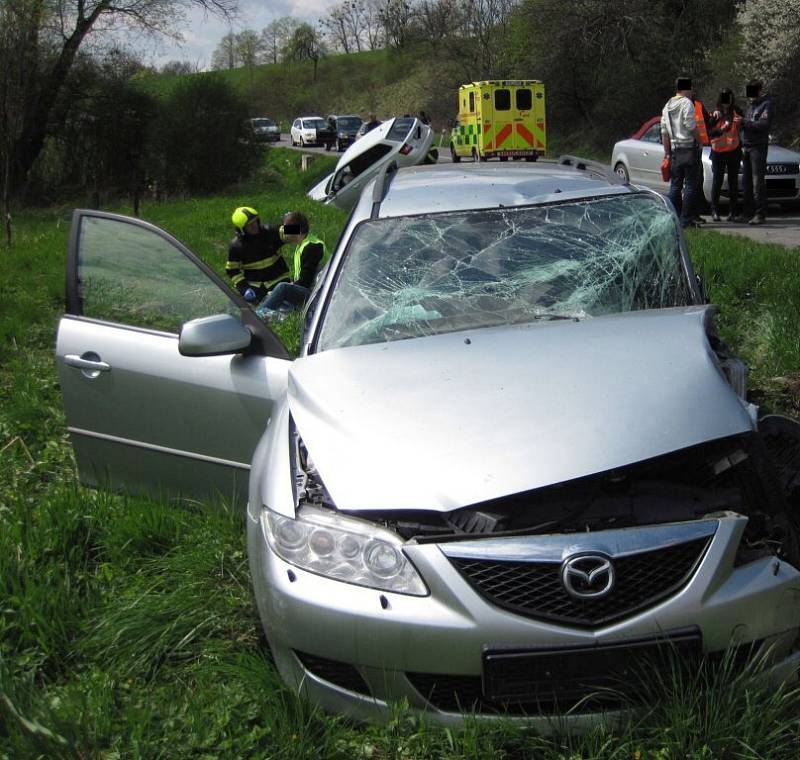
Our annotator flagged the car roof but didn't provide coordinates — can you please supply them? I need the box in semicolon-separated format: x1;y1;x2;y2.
367;162;639;219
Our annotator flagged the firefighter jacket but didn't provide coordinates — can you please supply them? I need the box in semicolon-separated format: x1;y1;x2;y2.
226;224;290;297
292;234;329;289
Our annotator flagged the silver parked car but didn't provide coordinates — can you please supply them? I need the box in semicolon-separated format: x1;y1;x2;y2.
56;160;800;730
611;116;800;205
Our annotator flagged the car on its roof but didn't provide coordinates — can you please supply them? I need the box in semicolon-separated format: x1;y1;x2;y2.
307;116;434;210
611;116;800;206
56;159;800;730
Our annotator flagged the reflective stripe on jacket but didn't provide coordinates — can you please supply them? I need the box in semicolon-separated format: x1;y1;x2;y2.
694;101;709;146
711;116;741;153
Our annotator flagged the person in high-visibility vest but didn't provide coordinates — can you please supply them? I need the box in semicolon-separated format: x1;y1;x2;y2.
227;207;290;304
709;88;743;222
257;211;329;316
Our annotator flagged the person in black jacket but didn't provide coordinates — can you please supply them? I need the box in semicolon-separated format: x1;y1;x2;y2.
226;207;289;303
739;80;773;225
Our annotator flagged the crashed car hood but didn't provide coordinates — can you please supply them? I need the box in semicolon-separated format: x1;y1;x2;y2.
288;307;754;512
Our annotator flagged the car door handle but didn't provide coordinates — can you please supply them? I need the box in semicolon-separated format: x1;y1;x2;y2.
65;354;111;372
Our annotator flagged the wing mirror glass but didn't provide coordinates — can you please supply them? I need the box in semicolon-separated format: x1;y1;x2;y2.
179;313;252;356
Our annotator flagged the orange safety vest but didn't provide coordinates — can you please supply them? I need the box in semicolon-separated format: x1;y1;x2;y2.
694;101;709;146
710;115;741;153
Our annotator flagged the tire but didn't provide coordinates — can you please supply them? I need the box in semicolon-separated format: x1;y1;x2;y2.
300;137;305;147
450;144;461;163
325;142;331;151
614;162;630;183
499;156;508;162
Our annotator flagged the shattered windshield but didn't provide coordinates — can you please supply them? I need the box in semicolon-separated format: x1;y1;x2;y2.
317;193;693;350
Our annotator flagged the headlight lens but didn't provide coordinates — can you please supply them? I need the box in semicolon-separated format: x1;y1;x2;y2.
263;507;427;596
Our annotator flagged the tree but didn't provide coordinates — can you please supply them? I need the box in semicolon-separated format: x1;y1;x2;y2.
235;29;266;68
3;0;237;203
284;23;325;81
211;31;237;70
261;16;299;64
736;0;800;143
322;0;366;54
161;59;199;75
376;0;419;48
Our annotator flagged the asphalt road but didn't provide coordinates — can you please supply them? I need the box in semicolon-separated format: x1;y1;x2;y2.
281;135;800;248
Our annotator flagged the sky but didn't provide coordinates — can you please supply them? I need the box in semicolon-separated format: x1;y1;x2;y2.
133;0;340;70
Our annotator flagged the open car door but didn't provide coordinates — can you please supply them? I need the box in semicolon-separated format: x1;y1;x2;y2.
55;210;290;505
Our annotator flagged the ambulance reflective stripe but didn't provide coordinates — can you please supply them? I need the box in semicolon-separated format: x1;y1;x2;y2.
516;123;534;146
534;120;546;149
495;124;513;148
484;123;494;150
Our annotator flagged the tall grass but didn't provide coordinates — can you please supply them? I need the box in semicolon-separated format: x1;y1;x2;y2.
2;152;800;756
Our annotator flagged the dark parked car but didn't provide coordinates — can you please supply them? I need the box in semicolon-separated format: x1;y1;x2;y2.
328;114;364;152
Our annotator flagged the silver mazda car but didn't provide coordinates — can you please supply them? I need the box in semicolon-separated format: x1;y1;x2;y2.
56;159;800;730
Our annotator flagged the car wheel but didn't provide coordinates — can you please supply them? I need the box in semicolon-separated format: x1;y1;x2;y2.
325;142;331;151
499;156;508;162
450;144;461;163
300;137;305;147
614;162;630;183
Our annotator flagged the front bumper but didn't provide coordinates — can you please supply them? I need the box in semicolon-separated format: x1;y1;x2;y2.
247;511;800;727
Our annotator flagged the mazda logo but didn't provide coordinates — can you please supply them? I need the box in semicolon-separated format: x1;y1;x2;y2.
561;554;615;599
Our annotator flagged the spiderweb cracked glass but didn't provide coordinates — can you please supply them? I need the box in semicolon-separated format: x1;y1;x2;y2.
318;194;693;350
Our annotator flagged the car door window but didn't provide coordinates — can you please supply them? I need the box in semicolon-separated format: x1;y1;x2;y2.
75;214;237;334
643;124;662;143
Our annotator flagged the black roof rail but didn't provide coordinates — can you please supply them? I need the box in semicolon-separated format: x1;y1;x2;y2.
557;155;627;185
371;160;399;218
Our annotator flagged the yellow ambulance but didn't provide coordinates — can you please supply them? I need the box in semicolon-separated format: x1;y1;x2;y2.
449;80;546;162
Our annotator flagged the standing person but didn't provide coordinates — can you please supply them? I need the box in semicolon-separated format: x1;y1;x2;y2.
363;112;381;134
661;77;703;229
418;110;431;126
257;211;329;315
709;89;743;222
226;207;289;304
739;80;773;225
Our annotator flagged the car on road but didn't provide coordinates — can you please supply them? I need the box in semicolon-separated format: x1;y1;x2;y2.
328;114;363;152
307;116;434;210
611;116;800;205
290;116;336;149
56;160;800;729
247;117;281;143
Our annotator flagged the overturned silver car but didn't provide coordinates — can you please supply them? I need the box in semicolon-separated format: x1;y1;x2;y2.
56;159;800;730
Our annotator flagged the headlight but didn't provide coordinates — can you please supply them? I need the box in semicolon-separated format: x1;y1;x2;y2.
263;507;427;596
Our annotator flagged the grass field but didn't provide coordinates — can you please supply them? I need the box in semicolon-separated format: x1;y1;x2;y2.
2;150;800;757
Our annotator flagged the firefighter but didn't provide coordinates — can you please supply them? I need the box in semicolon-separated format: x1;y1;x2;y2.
257;211;328;316
226;207;290;304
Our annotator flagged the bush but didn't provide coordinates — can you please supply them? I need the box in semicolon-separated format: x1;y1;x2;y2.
156;74;252;195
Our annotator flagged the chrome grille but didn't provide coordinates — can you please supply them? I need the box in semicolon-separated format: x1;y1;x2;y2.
449;536;711;627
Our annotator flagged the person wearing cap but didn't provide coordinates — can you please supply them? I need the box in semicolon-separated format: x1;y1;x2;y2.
738;80;773;225
257;211;329;315
661;76;703;229
226;206;289;304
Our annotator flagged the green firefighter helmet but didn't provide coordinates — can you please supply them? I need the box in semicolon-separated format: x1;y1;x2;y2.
231;206;259;233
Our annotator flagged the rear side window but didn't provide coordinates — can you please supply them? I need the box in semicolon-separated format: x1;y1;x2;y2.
516;89;532;110
495;89;511;111
469;92;475;112
387;117;415;141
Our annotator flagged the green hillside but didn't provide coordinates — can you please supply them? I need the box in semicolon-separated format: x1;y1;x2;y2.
138;48;468;132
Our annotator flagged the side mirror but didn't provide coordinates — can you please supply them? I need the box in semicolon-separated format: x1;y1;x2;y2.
179;313;252;356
